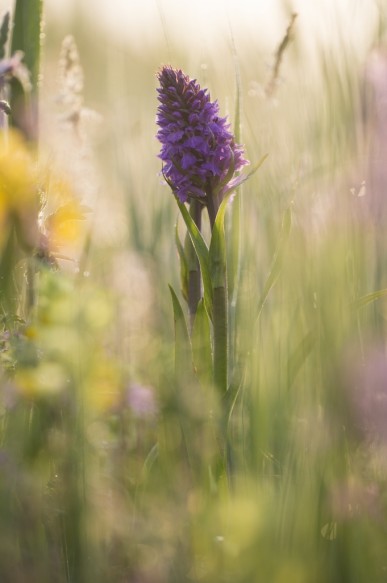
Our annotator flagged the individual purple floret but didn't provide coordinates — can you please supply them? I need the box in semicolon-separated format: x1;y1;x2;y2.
156;65;248;204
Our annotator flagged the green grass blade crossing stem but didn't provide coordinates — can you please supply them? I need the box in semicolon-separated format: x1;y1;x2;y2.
10;0;43;137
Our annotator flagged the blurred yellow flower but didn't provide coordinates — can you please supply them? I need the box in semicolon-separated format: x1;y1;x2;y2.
14;361;68;399
84;356;122;413
0;130;39;250
0;131;38;209
41;174;88;250
0;131;86;257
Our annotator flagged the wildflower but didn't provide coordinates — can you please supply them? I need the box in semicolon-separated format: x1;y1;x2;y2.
156;65;248;204
343;345;387;443
0;130;39;250
127;383;157;419
40;174;88;252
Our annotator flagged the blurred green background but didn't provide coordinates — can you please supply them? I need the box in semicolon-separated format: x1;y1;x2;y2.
0;0;387;582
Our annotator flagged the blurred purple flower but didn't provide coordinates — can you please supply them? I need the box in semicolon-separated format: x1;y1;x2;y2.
156;65;248;203
330;477;380;520
343;345;387;443
127;383;157;419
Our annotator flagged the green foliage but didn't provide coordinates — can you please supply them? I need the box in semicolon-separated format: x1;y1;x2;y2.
192;299;213;386
169;283;192;379
257;204;292;319
175;220;189;302
176;197;213;319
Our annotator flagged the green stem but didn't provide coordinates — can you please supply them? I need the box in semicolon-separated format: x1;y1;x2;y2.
213;282;230;486
213;284;228;393
228;188;242;367
187;199;202;327
206;189;219;230
207;191;228;393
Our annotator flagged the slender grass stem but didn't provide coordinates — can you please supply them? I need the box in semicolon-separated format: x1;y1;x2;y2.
188;199;202;327
207;191;228;392
213;284;228;393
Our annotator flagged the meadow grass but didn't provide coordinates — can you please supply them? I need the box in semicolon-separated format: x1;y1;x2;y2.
0;2;386;582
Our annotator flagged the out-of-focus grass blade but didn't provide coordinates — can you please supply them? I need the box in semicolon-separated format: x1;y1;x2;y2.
228;49;242;298
287;330;315;388
224;364;245;424
210;181;249;288
175;220;189;303
176;198;213;319
0;228;20;313
209;187;237;396
10;0;43;137
256;205;292;320
192;299;213;386
233;64;241;145
241;154;269;182
140;443;159;483
168;284;192;378
221;154;268;199
209;197;229;289
0;12;10;60
11;0;42;92
126;185;144;252
354;288;387;309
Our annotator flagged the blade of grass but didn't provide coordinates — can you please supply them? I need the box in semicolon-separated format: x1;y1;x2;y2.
0;12;10;60
10;0;43;138
354;288;387;309
287;330;315;388
209;190;233;395
169;284;192;379
11;0;42;92
221;154;268;199
175;220;189;304
256;205;292;321
192;299;213;387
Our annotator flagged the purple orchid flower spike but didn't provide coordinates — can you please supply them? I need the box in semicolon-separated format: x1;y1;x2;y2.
156;65;248;212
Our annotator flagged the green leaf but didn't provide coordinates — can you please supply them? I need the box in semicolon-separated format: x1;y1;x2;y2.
209;193;234;395
209;182;245;288
257;205;292;320
175;221;189;303
192;299;213;386
209;201;228;289
169;284;192;380
0;12;10;60
354;288;387;309
287;330;315;387
176;198;213;319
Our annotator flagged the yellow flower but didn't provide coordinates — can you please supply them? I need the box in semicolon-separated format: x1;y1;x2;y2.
0;131;87;255
0;131;38;209
84;357;122;413
0;131;40;250
41;174;88;251
14;362;68;399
